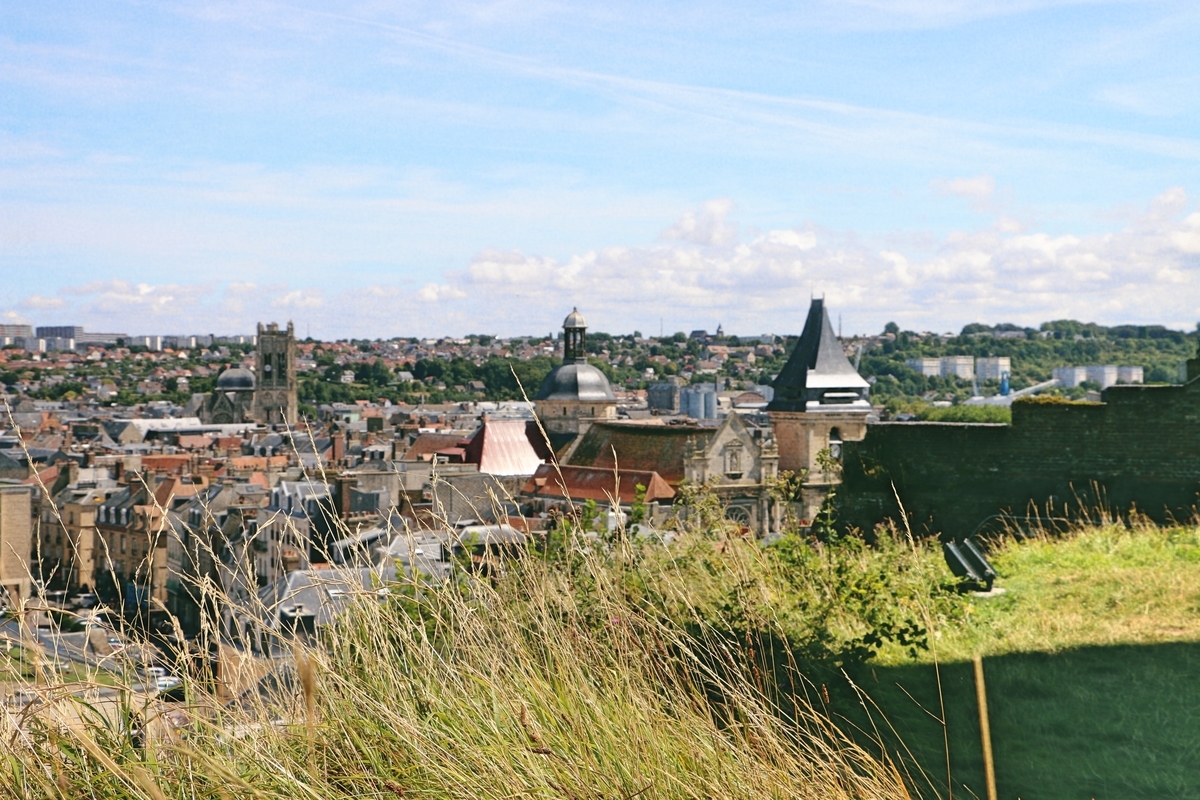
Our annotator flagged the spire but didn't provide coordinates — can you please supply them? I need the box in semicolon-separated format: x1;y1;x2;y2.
768;299;870;413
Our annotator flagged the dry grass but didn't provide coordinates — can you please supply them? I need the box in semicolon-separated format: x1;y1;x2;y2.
0;526;919;800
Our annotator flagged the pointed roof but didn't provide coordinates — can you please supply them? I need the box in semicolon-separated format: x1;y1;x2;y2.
768;299;869;412
461;418;554;476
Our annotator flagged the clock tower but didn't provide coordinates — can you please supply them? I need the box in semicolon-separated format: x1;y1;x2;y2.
252;321;298;425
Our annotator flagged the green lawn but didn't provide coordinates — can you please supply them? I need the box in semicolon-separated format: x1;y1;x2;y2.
837;524;1200;799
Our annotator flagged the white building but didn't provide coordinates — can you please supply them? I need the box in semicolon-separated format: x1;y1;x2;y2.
905;358;941;377
940;356;975;380
977;357;1012;380
1052;366;1089;387
1086;365;1118;389
1116;366;1143;384
1053;365;1143;390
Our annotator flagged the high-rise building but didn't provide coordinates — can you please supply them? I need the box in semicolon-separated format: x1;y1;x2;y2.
0;324;33;338
977;357;1012;381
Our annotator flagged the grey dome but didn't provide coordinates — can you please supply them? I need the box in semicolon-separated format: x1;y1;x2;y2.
217;367;256;391
535;362;615;401
563;307;587;329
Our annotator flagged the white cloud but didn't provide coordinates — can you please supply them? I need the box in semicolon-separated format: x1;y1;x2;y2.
932;174;995;200
272;289;324;309
5;193;1200;338
18;294;65;310
417;283;467;302
660;198;738;247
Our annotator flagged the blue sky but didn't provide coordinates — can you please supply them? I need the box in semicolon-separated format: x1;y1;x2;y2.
3;0;1200;338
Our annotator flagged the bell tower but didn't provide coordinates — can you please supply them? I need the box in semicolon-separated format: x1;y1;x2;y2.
252;321;298;425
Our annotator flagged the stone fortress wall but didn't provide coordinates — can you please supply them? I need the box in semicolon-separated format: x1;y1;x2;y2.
839;373;1200;538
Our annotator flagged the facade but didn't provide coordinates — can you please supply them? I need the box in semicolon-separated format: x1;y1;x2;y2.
197;368;257;424
1086;365;1118;389
0;486;33;606
1117;365;1144;384
35;325;83;339
252;322;299;425
194;321;298;425
977;357;1012;381
1053;365;1143;390
905;358;941;377
940;356;975;380
1052;366;1089;387
647;378;683;414
564;414;780;534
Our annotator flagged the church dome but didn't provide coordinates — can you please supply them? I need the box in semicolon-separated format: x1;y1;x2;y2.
563;307;587;329
535;362;616;402
217;367;256;391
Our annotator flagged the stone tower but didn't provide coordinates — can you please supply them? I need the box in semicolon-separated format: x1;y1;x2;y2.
768;299;871;521
253;321;298;425
534;308;617;440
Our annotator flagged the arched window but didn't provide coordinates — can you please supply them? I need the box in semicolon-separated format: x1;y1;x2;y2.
828;427;843;460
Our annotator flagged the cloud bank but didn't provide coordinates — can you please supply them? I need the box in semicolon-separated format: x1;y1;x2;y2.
7;189;1200;338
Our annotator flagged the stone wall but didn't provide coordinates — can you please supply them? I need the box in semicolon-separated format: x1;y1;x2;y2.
839;379;1200;538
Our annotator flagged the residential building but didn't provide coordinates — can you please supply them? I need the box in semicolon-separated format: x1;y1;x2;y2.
1117;366;1144;384
0;486;33;606
976;357;1012;380
905;358;941;377
939;356;975;380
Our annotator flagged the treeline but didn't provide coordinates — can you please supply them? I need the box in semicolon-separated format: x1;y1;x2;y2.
860;320;1198;404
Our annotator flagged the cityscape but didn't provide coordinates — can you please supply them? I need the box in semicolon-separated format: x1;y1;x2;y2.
5;2;1200;797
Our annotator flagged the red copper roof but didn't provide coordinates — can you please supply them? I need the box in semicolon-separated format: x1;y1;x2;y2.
521;463;674;504
461;419;553;476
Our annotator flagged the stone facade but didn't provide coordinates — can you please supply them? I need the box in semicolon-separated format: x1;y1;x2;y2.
253;321;299;425
534;310;617;445
0;486;33;606
767;299;872;523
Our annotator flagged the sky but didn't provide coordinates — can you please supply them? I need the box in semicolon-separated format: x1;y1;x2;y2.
3;0;1200;339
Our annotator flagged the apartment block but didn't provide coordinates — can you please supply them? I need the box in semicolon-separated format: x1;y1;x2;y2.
0;486;33;606
905;358;941;377
976;357;1012;381
939;356;975;380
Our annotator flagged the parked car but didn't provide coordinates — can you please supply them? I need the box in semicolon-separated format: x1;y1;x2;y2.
73;593;99;610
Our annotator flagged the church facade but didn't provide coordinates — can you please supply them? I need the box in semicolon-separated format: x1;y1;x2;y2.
194;321;298;426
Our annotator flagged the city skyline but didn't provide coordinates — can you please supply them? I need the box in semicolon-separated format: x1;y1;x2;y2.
4;2;1200;337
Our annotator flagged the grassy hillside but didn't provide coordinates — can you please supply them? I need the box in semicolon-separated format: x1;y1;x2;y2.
3;517;1197;798
851;523;1200;800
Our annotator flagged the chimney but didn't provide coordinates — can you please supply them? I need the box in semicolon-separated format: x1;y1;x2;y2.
339;475;353;519
332;432;346;464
